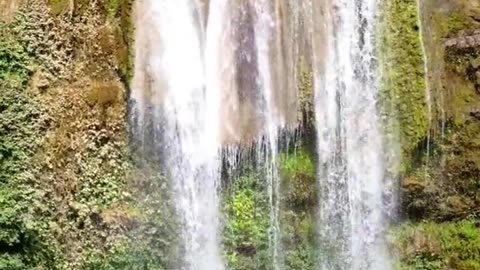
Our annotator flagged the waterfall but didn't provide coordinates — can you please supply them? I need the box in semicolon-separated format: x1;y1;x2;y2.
253;1;283;267
313;0;394;269
131;0;303;268
130;0;395;268
131;0;224;269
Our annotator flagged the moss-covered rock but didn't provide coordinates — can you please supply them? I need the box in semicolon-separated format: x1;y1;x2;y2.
392;0;480;221
379;0;429;172
0;0;141;268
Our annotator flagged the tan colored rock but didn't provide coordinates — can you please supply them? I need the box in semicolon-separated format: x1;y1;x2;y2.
0;0;23;21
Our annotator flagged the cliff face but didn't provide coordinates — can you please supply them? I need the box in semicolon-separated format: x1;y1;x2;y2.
1;1;316;269
0;0;139;268
400;0;480;221
383;0;480;269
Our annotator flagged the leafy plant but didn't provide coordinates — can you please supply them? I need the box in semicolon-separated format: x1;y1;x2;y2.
224;172;271;270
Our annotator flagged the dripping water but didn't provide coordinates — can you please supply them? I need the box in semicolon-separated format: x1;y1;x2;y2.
416;0;433;170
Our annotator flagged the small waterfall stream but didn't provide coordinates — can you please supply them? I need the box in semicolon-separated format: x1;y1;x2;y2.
416;0;433;167
313;0;394;269
131;0;224;269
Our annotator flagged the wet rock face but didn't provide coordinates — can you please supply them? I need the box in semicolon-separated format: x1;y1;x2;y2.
233;2;260;105
445;30;480;50
396;0;480;221
466;0;480;21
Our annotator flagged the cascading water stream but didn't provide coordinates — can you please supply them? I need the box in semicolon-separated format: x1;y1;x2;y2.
131;0;299;268
254;1;283;267
313;0;394;269
131;0;396;269
131;0;225;269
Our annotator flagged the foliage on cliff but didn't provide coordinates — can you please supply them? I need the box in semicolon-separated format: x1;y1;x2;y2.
382;0;480;269
0;25;52;269
224;171;271;270
0;0;141;268
279;148;317;270
393;0;480;221
379;0;429;172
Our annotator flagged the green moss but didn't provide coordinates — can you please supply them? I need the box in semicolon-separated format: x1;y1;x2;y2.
399;3;480;218
281;149;315;177
433;7;478;38
443;13;473;36
47;0;70;15
224;172;271;270
451;83;479;123
106;0;122;20
392;220;480;270
379;0;429;172
0;26;56;269
119;0;135;82
104;0;135;82
297;60;314;127
280;148;316;208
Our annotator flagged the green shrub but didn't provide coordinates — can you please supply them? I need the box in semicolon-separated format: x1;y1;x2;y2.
224;172;271;270
280;148;316;208
0;28;57;269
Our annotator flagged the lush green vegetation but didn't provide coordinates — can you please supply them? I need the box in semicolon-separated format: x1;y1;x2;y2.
222;147;319;270
280;148;317;270
392;221;480;270
223;171;271;270
0;2;144;269
0;26;54;269
381;1;480;269
379;0;429;172
2;0;480;269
